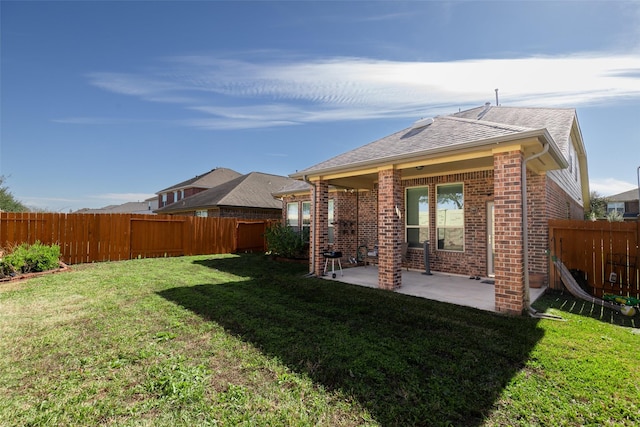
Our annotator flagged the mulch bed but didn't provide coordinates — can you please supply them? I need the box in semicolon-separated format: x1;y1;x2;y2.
0;262;70;283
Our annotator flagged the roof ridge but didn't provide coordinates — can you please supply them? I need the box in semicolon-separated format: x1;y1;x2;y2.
439;115;537;133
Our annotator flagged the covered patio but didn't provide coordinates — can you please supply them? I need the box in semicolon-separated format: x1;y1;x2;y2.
321;266;547;313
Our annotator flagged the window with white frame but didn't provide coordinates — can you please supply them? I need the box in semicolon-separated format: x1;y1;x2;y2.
328;199;335;244
195;209;208;217
607;202;624;215
161;193;167;207
286;202;299;231
436;183;464;251
302;201;311;241
405;186;429;248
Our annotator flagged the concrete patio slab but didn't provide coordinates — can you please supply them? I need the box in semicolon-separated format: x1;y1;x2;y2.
320;266;547;313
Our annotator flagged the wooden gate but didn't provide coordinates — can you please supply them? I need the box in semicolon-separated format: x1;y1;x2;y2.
549;220;639;299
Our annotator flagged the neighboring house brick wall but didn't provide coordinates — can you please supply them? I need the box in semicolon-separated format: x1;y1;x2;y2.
184;188;207;198
217;207;281;220
157;187;209;208
165;207;281;220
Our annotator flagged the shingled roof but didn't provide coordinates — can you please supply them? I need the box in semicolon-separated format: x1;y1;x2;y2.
155;172;296;213
156;167;242;193
452;105;576;153
608;188;640;201
293;104;575;177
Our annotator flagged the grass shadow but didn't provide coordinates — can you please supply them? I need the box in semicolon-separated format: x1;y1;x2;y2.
158;254;544;426
533;290;639;329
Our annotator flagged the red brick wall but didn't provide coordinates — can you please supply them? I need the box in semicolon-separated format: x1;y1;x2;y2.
355;188;378;250
546;178;584;220
377;168;403;289
158;187;207;208
493;151;525;314
218;207;281;220
401;171;494;276
527;171;548;281
312;181;329;277
167;207;281;220
333;191;358;263
184;187;207;198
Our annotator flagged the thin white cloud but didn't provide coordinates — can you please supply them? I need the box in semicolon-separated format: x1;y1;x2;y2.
589;178;637;197
91;193;157;203
20;196;82;212
79;53;640;130
51;117;157;125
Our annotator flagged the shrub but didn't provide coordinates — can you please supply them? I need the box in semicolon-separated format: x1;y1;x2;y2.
0;241;61;275
264;223;309;259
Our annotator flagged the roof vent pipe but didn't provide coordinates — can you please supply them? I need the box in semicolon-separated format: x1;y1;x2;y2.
495;88;499;106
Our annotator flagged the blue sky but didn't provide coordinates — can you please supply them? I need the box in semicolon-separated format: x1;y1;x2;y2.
2;1;639;212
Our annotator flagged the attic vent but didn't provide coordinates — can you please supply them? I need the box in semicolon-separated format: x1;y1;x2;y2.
411;117;434;129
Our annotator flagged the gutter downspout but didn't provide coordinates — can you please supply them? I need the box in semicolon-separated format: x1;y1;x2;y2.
303;175;316;276
522;141;549;313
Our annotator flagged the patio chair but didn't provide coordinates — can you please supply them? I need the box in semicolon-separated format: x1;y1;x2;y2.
401;241;409;271
364;244;378;267
363;242;409;270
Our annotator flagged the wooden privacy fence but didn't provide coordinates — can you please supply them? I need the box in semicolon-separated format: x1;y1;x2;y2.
0;212;275;265
548;219;639;300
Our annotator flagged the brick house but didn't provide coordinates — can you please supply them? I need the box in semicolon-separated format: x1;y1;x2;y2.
156;171;298;220
156;167;242;209
606;188;640;220
279;104;590;314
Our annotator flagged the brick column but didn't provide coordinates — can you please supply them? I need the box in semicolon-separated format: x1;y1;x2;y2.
312;180;329;277
493;151;525;314
377;168;402;290
526;171;548;287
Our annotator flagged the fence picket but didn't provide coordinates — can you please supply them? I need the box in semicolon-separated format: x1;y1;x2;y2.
1;213;273;265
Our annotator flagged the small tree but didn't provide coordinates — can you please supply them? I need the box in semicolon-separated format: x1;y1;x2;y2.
585;191;608;220
606;210;624;222
264;223;308;259
0;176;28;212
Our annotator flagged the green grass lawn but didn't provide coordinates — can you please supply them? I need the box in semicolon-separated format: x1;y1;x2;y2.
1;254;638;426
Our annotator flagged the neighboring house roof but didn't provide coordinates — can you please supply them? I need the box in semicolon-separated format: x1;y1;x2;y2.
156;167;242;194
292;105;572;179
155;172;296;213
608;188;640;202
75;198;158;214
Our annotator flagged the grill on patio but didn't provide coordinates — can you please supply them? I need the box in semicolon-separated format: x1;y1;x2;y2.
322;251;343;278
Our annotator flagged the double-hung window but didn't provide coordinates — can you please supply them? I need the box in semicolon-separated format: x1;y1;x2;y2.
286;202;299;231
607;202;624;215
328;199;335;244
405;186;429;248
436;183;464;251
302;201;311;242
